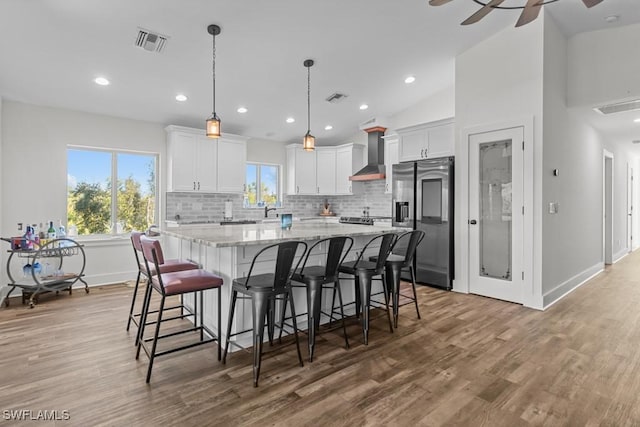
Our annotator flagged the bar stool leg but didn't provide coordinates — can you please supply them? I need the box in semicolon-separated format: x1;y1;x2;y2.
251;293;269;387
287;290;304;368
357;271;371;345
381;273;394;333
222;290;238;363
410;265;421;319
146;294;166;383
387;264;402;328
126;270;142;331
136;283;153;351
335;279;350;349
217;286;222;361
199;290;204;342
306;278;322;362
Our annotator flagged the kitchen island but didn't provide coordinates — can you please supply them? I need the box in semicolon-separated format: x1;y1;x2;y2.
158;221;403;349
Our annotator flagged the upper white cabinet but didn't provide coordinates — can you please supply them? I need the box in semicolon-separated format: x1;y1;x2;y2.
383;136;399;194
286;145;317;195
336;144;365;195
166;125;247;193
286;143;365;195
397;118;454;162
316;148;337;195
217;135;248;193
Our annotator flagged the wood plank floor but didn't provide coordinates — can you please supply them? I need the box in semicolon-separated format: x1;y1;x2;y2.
2;252;640;426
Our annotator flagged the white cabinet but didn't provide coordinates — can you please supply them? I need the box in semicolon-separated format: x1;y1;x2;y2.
316;148;336;195
286;145;317;195
384;136;399;194
166;125;248;193
286;143;364;195
397;118;454;162
167;129;217;192
336;144;365;195
217;135;248;193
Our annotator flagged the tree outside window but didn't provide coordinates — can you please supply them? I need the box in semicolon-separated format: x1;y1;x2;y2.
245;163;280;207
67;148;158;235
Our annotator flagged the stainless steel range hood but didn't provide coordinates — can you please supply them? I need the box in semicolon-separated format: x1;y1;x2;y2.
349;125;386;181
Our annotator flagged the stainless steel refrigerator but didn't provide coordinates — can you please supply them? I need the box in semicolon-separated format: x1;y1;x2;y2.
392;157;454;290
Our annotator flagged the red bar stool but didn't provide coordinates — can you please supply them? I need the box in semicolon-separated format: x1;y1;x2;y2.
136;235;224;383
126;231;199;345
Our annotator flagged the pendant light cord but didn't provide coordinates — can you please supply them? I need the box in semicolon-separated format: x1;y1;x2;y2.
212;31;216;114
307;64;311;133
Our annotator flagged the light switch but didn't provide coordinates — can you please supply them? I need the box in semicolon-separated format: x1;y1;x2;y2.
548;202;559;214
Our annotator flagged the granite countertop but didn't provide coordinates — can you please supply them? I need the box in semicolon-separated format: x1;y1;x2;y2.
157;222;404;248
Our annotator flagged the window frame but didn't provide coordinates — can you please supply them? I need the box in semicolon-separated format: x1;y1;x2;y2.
245;161;282;208
67;145;159;236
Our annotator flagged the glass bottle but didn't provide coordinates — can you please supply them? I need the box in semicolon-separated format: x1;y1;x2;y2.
47;220;57;240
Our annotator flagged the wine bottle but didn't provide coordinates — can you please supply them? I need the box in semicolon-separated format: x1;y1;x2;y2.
47;220;57;240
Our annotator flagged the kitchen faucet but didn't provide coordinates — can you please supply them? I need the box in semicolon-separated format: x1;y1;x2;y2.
264;205;277;218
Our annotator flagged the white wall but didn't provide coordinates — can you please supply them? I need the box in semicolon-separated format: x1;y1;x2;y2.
455;18;544;308
568;22;640;108
1;101;167;291
246;138;287;165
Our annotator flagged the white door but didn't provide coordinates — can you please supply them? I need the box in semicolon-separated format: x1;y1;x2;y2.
217;138;246;193
316;148;337;194
295;149;317;194
469;127;524;303
195;136;218;193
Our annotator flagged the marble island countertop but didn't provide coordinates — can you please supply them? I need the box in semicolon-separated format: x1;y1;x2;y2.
157;221;404;248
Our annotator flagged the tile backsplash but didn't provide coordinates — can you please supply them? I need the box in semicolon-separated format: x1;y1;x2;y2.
166;181;392;222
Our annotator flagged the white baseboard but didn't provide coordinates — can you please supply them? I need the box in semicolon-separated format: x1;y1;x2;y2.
613;248;630;264
543;262;603;309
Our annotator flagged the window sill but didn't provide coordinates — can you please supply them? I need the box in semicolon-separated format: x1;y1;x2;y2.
73;235;131;247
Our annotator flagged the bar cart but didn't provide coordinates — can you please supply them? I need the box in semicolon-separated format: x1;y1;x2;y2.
3;237;89;308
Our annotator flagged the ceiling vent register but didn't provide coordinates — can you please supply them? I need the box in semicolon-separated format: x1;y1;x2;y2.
135;28;168;53
595;99;640;115
326;92;348;103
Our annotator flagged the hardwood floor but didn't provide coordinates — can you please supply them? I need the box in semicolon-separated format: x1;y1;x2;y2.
2;252;640;426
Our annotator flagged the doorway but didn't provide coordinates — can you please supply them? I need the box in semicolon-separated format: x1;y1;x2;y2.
627;164;633;253
468;127;524;303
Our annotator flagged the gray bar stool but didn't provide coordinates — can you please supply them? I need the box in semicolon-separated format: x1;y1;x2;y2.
371;230;425;328
222;241;307;387
289;236;353;362
338;233;397;345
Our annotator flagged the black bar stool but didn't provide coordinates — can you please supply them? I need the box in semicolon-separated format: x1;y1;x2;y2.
136;236;224;383
126;231;199;344
222;241;307;387
289;236;353;362
371;230;425;328
338;233;396;345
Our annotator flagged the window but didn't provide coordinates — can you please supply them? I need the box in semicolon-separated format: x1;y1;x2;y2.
67;148;158;235
244;163;281;208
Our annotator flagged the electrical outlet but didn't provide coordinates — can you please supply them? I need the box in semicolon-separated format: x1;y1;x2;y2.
193;202;202;211
176;202;182;211
548;202;559;214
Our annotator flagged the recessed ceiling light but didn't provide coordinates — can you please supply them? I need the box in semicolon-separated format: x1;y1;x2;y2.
605;15;619;23
175;94;187;102
324;125;333;131
237;107;248;113
634;118;640;123
286;117;295;123
359;104;369;110
94;77;110;86
404;76;416;84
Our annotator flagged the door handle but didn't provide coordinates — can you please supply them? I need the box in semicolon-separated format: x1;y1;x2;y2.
420;149;424;158
193;181;196;190
197;182;200;190
297;186;299;194
469;219;477;225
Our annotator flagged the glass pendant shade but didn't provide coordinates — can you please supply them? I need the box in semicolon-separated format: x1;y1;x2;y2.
303;132;315;151
206;113;221;138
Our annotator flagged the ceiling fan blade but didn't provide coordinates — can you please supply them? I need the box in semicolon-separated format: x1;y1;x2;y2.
429;0;453;5
582;0;604;8
515;0;542;27
461;0;505;25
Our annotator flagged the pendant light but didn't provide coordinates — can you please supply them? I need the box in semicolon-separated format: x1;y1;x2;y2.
206;24;221;138
303;59;315;151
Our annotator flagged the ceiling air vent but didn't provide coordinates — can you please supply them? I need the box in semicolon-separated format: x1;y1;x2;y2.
326;92;348;103
134;28;168;53
595;99;640;115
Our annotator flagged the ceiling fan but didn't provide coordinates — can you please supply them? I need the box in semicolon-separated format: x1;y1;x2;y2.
429;0;604;27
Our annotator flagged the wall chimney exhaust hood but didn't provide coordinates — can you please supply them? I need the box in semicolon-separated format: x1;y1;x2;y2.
349;117;387;181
